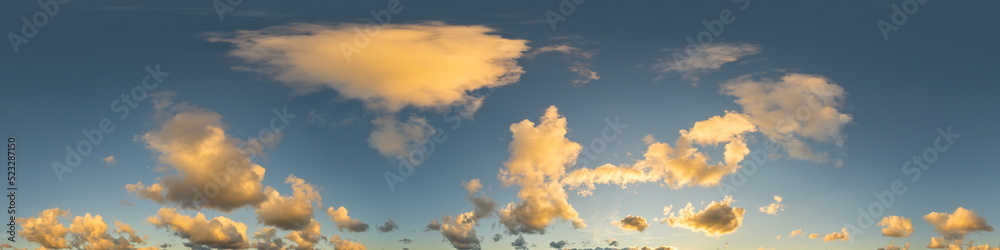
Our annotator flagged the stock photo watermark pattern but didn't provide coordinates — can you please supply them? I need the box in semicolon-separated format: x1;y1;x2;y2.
2;1;997;249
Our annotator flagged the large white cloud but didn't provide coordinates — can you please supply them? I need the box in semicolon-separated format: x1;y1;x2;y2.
209;22;530;159
498;106;587;234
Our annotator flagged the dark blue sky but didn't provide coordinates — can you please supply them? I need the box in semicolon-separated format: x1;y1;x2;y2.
2;1;999;249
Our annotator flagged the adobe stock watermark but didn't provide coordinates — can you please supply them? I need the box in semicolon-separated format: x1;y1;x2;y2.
876;0;928;41
7;0;71;54
384;87;495;192
51;65;170;182
668;0;750;67
842;126;959;240
544;0;587;31
213;0;244;21
574;117;628;169
341;0;408;63
192;107;296;204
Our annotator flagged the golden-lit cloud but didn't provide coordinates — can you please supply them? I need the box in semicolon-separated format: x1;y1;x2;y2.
722;73;852;163
464;179;483;195
924;207;994;241
879;242;910;250
498;106;587;234
809;233;819;239
126;103;269;211
330;235;367;250
209;22;530;159
927;237;949;249
17;208;71;249
879;216;915;238
146;207;250;249
659;196;745;237
102;155;116;165
18;208;155;250
821;228;850;242
327;206;370;233
256;175;322;231
428;182;497;249
562;111;756;194
758;195;785;215
788;229;803;237
251;227;285;250
613;215;650;232
655;43;761;81
285;219;324;250
968;244;1000;250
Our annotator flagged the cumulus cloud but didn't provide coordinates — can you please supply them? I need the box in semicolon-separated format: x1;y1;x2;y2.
968;244;1000;250
147;207;250;249
655;43;761;81
788;229;803;237
327;206;370;233
722;73;852;162
256;175;322;230
820;228;850;242
428;183;497;249
209;22;529;159
808;233;819;239
464;179;484;195
549;240;568;248
251;227;285;250
758;195;785;215
526;45;600;85
511;235;529;250
18;208;154;250
659;195;745;237
377;219;399;233
285;219;324;250
924;207;994;241
18;207;71;248
102;155;117;165
330;235;367;250
498;106;587;234
878;242;911;250
563;111;756;195
126;103;269;211
879;216;915;238
613;215;650;232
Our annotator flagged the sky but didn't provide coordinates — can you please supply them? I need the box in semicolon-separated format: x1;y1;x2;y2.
1;0;999;249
